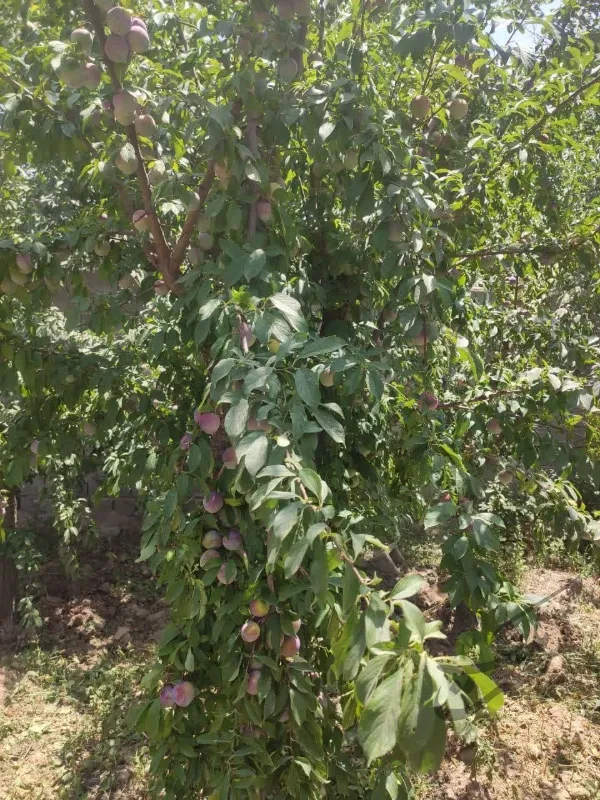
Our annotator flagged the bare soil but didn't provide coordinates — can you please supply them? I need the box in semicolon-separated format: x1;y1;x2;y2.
1;536;599;800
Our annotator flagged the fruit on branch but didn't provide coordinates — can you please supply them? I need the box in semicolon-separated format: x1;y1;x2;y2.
280;635;301;658
88;108;103;126
538;132;550;144
16;254;32;274
179;433;192;450
172;681;195;707
214;162;230;186
104;33;129;63
30;440;39;455
239;322;257;350
94;239;111;257
343;150;359;170
246;670;261;695
278;57;299;82
454;53;471;69
223;529;243;551
154;280;169;296
82;63;102;89
217;563;235;584
118;273;136;290
418;392;439;411
241;621;261;642
147;160;166;185
278;708;290;722
131;16;147;30
0;278;18;295
134;113;157;138
159;684;176;707
291;618;301;633
9;266;29;286
197;232;214;251
132;209;150;231
448;97;469;120
196;213;211;232
83;421;96;437
70;27;94;52
203;491;224;514
58;62;86;89
106;6;133;36
115;143;138;174
199;549;221;568
222;447;237;469
381;306;397;323
249;599;270;618
410;95;431;120
128;25;150;53
268;338;281;353
275;0;294;19
319;369;334;387
196;412;221;435
498;469;514;486
388;220;403;242
202;530;223;549
487;418;502;435
257;199;273;224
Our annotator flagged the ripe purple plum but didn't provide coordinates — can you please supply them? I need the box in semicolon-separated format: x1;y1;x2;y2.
131;16;147;30
281;635;301;659
104;33;129;63
159;684;176;707
16;254;32;274
222;447;237;469
249;599;270;618
241;621;261;642
134;113;157;138
132;209;150;231
106;6;133;36
154;280;169;296
239;322;256;350
196;412;221;435
199;549;221;568
82;63;102;89
30;440;39;455
448;97;469;120
223;529;242;551
418;392;439;412
217;563;235;584
410;95;431;120
203;491;224;514
179;432;192;450
257;199;272;224
487;418;502;435
71;27;94;52
172;680;195;707
128;25;150;53
246;670;261;695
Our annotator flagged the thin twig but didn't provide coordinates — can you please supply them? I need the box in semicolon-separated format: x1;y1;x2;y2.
168;162;216;276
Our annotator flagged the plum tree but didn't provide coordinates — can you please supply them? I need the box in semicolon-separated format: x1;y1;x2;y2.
1;0;599;798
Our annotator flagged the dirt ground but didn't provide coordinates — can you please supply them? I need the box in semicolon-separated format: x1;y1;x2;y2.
1;536;599;800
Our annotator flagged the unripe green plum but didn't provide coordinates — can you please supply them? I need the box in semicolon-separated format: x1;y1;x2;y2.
94;239;111;257
410;95;431;120
241;621;261;642
249;599;270;618
147;161;166;185
278;57;299;83
132;209;150;231
498;470;514;486
268;338;281;354
71;27;94;52
319;369;334;387
113;90;137;125
202;530;222;549
196;213;211;232
104;34;129;63
106;7;133;36
198;232;213;251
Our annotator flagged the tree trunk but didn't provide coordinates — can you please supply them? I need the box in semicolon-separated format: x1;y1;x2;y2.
0;490;19;623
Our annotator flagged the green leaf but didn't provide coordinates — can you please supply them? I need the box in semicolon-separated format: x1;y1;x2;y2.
391;574;426;600
319;121;336;141
299;468;327;504
313;408;345;445
455;656;504;715
244;248;267;279
243;434;269;477
310;538;328;601
355;654;393;706
283;523;326;577
164;489;178;519
398;600;426;643
225;398;249;439
299;336;345;358
358;668;404;765
295;369;321;408
423;502;456;529
272;502;302;544
270;293;307;332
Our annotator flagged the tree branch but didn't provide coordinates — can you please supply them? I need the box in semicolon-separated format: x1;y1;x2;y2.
449;222;600;261
81;0;172;278
168;161;216;275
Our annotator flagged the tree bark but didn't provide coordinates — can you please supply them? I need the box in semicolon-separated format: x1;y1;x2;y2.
0;490;19;622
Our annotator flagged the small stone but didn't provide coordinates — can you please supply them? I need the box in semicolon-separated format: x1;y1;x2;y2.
99;582;112;593
113;626;130;642
69;614;85;628
458;745;476;765
527;743;542;759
